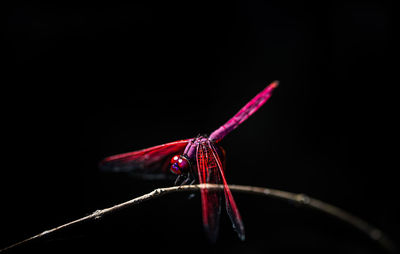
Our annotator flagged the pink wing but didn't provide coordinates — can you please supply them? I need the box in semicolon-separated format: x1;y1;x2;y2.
196;143;222;242
208;141;245;240
99;139;190;179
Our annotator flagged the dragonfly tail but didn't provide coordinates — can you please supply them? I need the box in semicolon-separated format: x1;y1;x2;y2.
209;81;279;142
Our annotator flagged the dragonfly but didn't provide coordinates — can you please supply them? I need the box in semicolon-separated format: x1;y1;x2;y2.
99;81;279;242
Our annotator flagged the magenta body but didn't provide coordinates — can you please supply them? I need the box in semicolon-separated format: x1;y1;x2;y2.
182;81;279;161
100;81;279;242
209;81;278;142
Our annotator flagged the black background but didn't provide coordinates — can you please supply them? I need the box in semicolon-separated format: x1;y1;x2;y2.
3;1;397;253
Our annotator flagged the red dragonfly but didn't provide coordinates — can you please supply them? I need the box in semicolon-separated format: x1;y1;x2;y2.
99;81;279;242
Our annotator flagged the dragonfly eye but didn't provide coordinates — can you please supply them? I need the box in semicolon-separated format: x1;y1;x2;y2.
170;155;190;175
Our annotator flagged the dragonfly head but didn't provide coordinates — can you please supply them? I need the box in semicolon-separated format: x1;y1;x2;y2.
170;155;191;175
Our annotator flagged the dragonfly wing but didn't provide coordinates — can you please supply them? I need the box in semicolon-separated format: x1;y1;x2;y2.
196;143;222;242
99;139;190;179
208;141;245;241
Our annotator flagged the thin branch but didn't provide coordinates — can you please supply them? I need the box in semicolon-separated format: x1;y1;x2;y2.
0;184;396;253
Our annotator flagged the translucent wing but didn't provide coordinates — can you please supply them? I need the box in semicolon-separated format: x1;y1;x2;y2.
99;139;190;179
208;141;245;240
196;143;222;242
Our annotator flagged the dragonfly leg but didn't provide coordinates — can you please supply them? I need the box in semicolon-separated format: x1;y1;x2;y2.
180;175;191;185
174;175;183;185
187;171;196;185
179;172;196;186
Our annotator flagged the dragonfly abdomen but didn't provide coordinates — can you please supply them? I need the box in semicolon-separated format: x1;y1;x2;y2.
209;81;278;142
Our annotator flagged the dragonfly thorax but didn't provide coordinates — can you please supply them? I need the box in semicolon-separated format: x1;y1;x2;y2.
170;155;191;175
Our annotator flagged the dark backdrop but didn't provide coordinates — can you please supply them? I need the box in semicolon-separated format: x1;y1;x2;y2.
3;1;396;254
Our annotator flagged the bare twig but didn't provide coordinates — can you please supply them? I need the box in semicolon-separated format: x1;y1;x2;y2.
0;184;396;253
